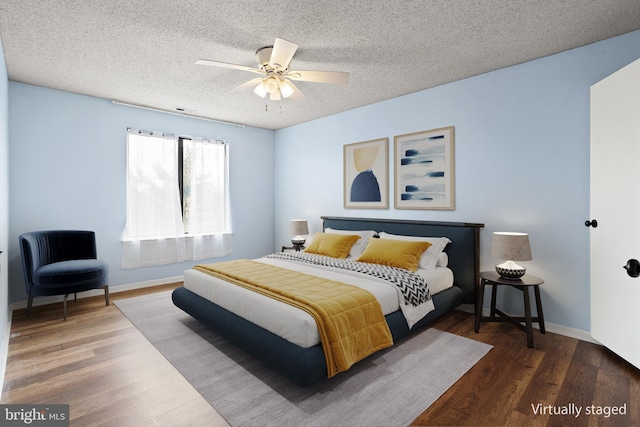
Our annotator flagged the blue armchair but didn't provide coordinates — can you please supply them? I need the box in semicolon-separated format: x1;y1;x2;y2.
19;230;109;320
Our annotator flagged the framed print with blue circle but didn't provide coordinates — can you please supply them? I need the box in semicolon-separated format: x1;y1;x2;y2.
343;138;389;209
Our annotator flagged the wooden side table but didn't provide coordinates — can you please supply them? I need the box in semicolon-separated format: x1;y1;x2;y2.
475;271;545;348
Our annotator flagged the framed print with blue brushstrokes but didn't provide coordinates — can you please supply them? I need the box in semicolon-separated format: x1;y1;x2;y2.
344;138;389;209
394;126;455;210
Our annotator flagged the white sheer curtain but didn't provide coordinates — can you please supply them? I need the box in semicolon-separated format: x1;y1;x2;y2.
121;129;232;268
122;129;187;267
184;137;232;260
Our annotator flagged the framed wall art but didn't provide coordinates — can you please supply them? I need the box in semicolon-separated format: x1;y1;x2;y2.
344;138;389;209
394;126;455;210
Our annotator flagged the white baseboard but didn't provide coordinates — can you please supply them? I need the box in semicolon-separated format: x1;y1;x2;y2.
8;276;184;311
541;321;599;344
456;305;598;344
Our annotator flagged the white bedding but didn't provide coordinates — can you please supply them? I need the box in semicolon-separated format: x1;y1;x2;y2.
183;257;453;348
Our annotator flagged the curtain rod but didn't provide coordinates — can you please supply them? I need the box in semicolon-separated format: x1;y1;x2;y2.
127;127;228;144
111;100;245;128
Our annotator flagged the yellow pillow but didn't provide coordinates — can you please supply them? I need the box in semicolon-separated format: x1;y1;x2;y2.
356;238;432;271
303;232;361;258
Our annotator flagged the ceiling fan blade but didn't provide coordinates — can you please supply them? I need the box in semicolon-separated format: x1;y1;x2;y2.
223;77;264;94
269;38;298;70
195;59;263;75
284;70;350;85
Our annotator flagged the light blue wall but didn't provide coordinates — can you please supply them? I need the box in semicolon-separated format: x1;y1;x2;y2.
274;30;640;333
7;83;275;304
0;36;9;367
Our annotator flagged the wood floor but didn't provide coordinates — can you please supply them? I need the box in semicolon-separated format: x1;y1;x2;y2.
413;308;640;427
2;284;228;427
2;284;639;427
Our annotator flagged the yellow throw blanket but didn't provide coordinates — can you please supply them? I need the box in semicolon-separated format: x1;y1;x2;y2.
194;259;393;378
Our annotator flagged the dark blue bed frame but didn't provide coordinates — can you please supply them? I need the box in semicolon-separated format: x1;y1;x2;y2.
172;216;484;386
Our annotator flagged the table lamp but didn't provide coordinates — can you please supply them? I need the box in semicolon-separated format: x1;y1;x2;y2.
288;219;309;250
490;232;532;279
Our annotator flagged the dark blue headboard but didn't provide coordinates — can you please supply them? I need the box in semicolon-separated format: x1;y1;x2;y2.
322;216;484;304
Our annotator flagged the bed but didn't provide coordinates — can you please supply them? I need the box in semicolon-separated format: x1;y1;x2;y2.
172;216;484;386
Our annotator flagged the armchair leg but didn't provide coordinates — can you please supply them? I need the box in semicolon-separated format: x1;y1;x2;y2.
26;295;34;317
104;286;110;306
63;294;69;321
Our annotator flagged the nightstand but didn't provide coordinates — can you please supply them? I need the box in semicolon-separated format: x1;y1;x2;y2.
281;245;303;252
475;271;545;348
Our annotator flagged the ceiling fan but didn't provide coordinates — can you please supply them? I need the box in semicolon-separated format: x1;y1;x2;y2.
196;38;350;101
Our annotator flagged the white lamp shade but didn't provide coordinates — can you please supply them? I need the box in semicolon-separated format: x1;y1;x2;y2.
288;219;309;236
254;82;267;98
490;232;532;261
279;80;294;98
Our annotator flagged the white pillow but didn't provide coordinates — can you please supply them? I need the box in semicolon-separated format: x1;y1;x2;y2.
437;252;448;267
324;228;376;258
378;232;451;272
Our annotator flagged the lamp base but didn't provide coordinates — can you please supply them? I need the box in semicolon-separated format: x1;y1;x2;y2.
291;237;306;251
495;261;526;279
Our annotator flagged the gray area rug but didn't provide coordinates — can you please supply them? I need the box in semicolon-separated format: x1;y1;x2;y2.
115;291;492;427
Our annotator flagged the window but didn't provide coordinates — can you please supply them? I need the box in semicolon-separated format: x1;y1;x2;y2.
122;129;232;268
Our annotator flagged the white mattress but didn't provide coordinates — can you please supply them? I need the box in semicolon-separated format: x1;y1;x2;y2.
183;257;453;348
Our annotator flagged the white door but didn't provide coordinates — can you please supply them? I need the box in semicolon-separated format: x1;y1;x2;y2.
590;58;640;369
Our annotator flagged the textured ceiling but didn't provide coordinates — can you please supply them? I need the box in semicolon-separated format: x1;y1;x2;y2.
1;0;640;130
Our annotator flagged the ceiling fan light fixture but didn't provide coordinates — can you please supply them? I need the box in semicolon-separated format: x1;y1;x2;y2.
265;76;279;94
254;82;267;98
269;89;281;101
279;80;294;98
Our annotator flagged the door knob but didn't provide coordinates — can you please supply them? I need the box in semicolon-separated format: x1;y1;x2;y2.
623;259;640;278
585;219;598;228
